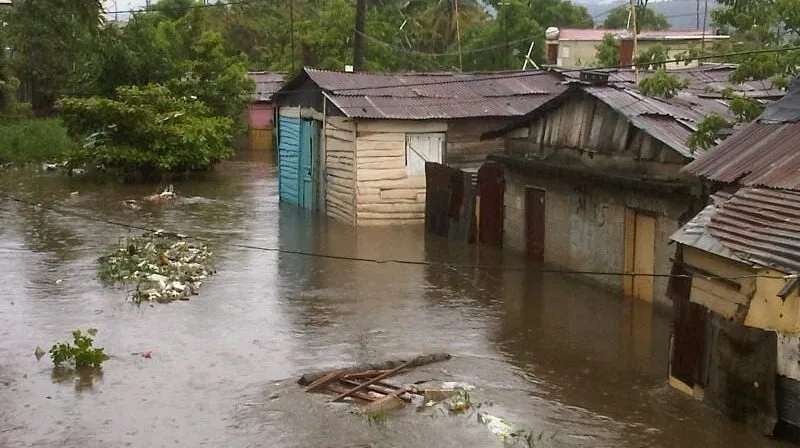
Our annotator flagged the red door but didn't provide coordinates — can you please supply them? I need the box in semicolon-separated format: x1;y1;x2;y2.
478;162;504;247
525;187;546;262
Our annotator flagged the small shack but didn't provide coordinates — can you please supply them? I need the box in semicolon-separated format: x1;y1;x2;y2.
271;67;566;225
478;79;732;306
244;72;285;161
669;85;800;438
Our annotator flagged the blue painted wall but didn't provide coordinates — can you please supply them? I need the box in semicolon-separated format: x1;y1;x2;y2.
278;116;301;206
278;116;317;209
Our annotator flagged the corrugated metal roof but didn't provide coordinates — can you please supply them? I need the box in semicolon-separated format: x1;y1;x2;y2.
248;72;285;102
684;87;800;188
581;86;715;158
300;68;567;119
553;65;783;99
672;188;800;273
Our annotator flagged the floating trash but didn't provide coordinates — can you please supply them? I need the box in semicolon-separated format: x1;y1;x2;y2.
98;230;215;304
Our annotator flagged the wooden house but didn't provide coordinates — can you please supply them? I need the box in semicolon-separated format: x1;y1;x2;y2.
243;72;285;160
668;85;800;437
478;80;733;306
270;67;566;225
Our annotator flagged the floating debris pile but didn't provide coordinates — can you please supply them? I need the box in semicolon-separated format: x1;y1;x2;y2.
98;230;215;303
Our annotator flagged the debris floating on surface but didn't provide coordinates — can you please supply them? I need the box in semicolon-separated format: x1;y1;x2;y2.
298;354;452;412
98;230;215;303
298;353;452;387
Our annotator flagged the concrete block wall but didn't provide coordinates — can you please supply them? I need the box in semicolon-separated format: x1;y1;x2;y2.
503;169;690;306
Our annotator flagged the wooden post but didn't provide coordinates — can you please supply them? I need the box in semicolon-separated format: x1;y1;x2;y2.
353;0;367;71
631;0;639;82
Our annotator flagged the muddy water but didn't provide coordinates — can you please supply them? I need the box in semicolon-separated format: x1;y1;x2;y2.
0;159;791;447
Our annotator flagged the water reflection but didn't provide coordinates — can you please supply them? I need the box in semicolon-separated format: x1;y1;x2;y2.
0;162;794;448
51;366;104;392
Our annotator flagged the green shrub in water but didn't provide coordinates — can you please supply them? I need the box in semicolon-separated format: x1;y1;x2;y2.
50;328;109;368
0;118;75;165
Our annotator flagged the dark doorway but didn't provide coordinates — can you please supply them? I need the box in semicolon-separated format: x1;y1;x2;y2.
477;162;504;247
525;187;545;262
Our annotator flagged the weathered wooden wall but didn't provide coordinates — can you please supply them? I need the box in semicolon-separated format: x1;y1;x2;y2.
446;118;508;169
354;120;446;225
506;95;691;180
325;117;357;224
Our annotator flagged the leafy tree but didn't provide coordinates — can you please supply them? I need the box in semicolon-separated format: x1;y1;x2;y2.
639;67;690;99
687;114;729;151
603;6;670;31
484;0;593;29
7;0;104;115
635;44;671;70
594;33;619;67
58;85;234;180
460;0;543;71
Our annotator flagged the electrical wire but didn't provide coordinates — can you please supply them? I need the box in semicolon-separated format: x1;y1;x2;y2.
0;191;791;281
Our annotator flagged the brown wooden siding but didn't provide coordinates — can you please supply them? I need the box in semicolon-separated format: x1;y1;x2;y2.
446;118;509;169
325;117;357;224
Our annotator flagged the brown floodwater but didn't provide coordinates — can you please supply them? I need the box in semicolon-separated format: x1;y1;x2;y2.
0;157;792;447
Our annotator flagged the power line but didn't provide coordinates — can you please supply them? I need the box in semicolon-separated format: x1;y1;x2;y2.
267;45;800;98
0;192;791;281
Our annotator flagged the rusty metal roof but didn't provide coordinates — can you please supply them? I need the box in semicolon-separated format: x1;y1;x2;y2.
683;122;800;188
581;86;721;158
684;87;800;188
248;72;286;102
671;188;800;273
481;83;730;158
286;68;567;119
552;65;783;99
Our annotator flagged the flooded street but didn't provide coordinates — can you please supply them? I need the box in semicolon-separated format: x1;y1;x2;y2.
0;158;792;447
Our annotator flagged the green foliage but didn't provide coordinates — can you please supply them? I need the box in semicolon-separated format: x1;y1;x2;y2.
49;328;108;368
712;0;800;86
635;44;671;70
729;96;765;122
639;67;690;99
594;33;620;67
58;85;234;177
603;6;670;31
7;0;104;114
687;114;730;151
0;119;75;164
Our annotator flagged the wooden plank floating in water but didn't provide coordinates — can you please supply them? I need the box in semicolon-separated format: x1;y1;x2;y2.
297;353;451;386
298;353;452;409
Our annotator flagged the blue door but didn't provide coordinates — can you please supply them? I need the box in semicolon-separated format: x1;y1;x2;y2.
299;120;316;209
278;116;301;206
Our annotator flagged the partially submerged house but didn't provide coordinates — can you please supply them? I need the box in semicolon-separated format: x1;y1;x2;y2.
478;75;732;306
271;67;566;225
243;72;285;159
668;84;800;436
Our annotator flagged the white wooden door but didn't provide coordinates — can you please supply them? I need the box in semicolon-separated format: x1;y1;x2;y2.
405;133;444;176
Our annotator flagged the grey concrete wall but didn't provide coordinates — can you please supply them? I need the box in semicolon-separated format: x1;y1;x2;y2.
503;169;689;307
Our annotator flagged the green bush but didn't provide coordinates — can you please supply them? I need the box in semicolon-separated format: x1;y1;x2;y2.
0;118;75;164
49;328;109;368
58;84;235;180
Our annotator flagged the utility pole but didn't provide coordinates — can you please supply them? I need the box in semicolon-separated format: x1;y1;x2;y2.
353;0;366;71
631;0;639;82
696;0;700;30
290;0;295;72
454;0;462;71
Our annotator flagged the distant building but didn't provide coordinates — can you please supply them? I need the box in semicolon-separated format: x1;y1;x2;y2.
240;72;284;161
544;28;730;69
